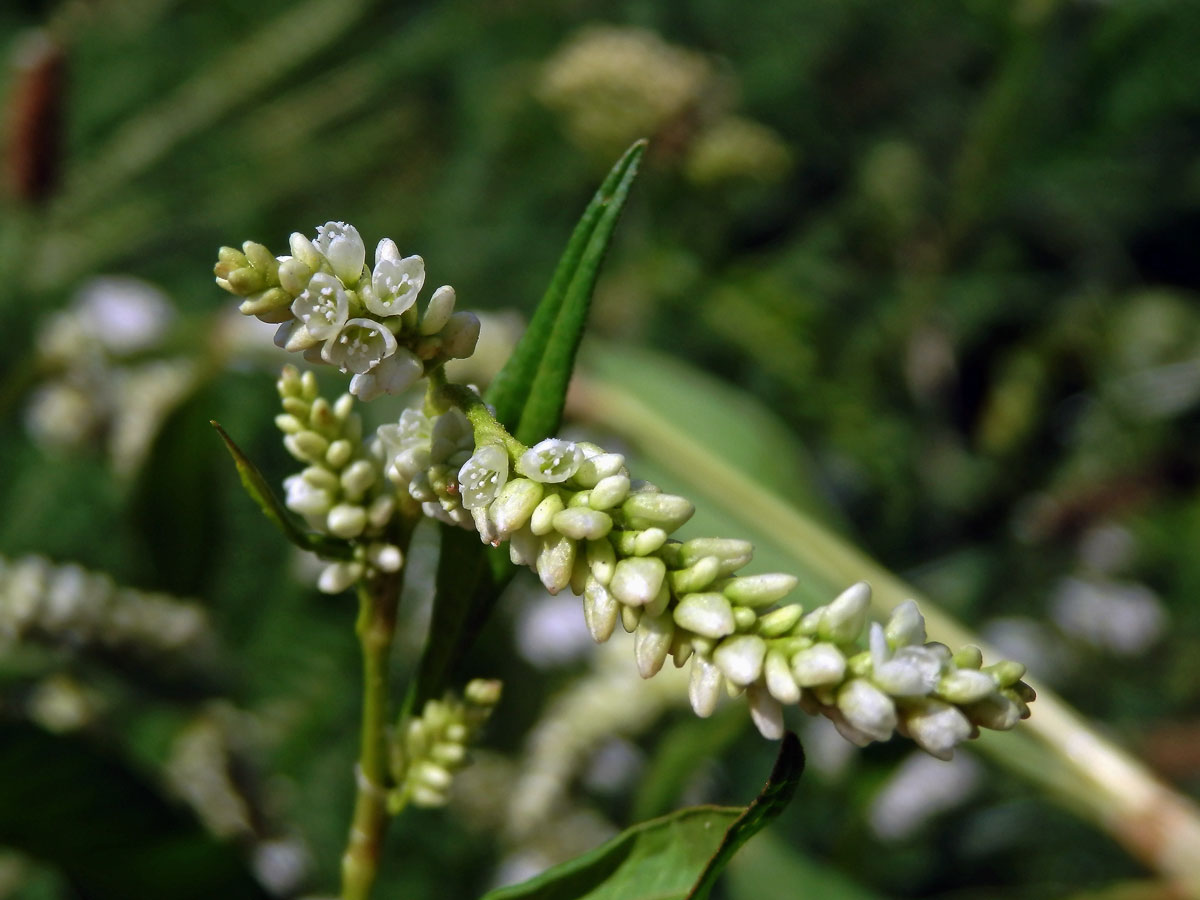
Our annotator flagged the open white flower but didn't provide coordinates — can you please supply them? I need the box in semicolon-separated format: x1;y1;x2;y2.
349;347;423;402
365;255;424;317
315;221;366;287
322;318;397;374
459;444;510;509
292;272;349;340
517;438;583;483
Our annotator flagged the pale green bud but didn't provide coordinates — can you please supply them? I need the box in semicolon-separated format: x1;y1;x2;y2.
764;649;801;704
645;581;671;618
610;556;667;607
621;604;642;633
985;660;1027;688
670;556;721;594
285;431;329;463
420;285;456;335
275;413;305;434
509;527;540;567
963;692;1023;731
635;613;675;678
573;452;627;488
713;634;767;686
318;561;363;594
569;550;590;595
937;668;997;705
885;599;926;648
489;478;544;536
790;643;846;686
747;682;785;740
326;439;354;469
583;577;619;643
367;495;396;528
733;606;757;630
818;582;871;644
673;592;736;639
280;398;310;419
620;492;694;532
441;311;481;359
274;319;321;353
902;699;974;761
755;603;804;638
588;474;631;510
680;538;752;575
367;542;403;572
567;490;592;508
239;288;293;318
553;507;613;541
837;678;897;743
722;573;798;609
586;538;616;586
688;655;723;718
301;466;339;492
327;504;367;539
289;232;323;271
340;459;377;498
536;533;576;595
953;644;984;669
869;623;942;696
530;493;566;535
277;258;314;296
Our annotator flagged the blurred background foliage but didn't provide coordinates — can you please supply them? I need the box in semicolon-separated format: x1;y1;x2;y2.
1;0;1200;897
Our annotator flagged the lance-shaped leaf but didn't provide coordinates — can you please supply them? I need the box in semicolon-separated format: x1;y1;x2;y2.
210;420;352;560
486;139;646;446
481;732;803;900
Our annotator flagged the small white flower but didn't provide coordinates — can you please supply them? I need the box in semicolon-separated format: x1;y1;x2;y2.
365;255;424;317
375;238;401;265
314;222;366;286
322;318;397;374
458;444;510;509
349;347;423;402
292;273;349;340
517;438;583;483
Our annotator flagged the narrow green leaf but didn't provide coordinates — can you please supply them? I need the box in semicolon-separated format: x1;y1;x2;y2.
486;139;646;445
0;721;268;900
210;420;352;560
687;732;805;900
482;734;803;900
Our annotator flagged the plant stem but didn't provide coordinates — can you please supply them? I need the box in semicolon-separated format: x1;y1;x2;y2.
340;568;404;900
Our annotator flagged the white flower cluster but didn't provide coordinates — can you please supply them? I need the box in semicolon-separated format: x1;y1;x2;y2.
216;223;479;402
376;407;477;530
0;554;212;664
453;438;1034;757
388;679;502;810
275;366;404;593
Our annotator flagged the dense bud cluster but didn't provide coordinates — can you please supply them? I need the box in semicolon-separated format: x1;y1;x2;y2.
455;439;1034;757
377;407;476;530
217;223;479;401
0;554;211;663
388;679;502;810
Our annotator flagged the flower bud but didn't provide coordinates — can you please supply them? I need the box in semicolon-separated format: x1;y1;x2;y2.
586;538;616;585
936;669;996;705
755;603;804;638
284;430;329;463
764;649;801;704
588;474;631;510
673;592;736;639
583;577;619;643
837;678;897;743
289;232;323;271
952;644;984;669
688;656;723;718
635;614;674;678
552;507;613;541
420;285;456;335
573;452;626;488
536;533;576;595
902;699;973;761
318;561;362;594
818;581;871;644
620;492;694;532
722;573;798;609
327;503;367;539
679;538;753;575
277;258;314;296
530;492;566;535
747;683;784;740
984;660;1027;688
885;599;926;648
790;643;846;687
610;556;667;607
440;311;480;359
670;556;721;594
713;634;767;686
489;478;544;536
340;459;378;498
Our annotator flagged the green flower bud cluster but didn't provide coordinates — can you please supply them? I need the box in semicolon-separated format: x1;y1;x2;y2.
216;223;480;402
388;679;502;810
376;406;477;530
0;554;212;663
275;365;404;592
454;438;1034;757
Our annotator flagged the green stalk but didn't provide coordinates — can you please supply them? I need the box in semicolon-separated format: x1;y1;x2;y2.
340;566;404;900
574;371;1200;895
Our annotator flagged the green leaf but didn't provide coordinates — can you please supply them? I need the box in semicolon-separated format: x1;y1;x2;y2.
486;139;646;446
0;721;268;900
687;732;805;900
482;733;803;900
210;420;352;560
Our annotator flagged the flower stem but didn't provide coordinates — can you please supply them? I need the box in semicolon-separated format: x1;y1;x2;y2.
427;366;526;458
340;567;404;900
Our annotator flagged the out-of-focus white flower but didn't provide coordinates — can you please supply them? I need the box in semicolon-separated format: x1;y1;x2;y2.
74;276;174;354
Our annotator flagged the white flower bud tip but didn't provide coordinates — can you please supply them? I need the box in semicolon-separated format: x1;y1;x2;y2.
420;285;456;335
689;656;723;718
837;678;897;743
904;700;973;761
819;581;872;644
634;614;675;678
609;556;667;607
790;642;847;687
764;649;801;704
489;478;544;536
315;221;366;286
672;592;736;640
747;683;785;740
327;503;368;539
885;599;927;648
536;533;576;595
713;634;767;686
583;578;619;643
